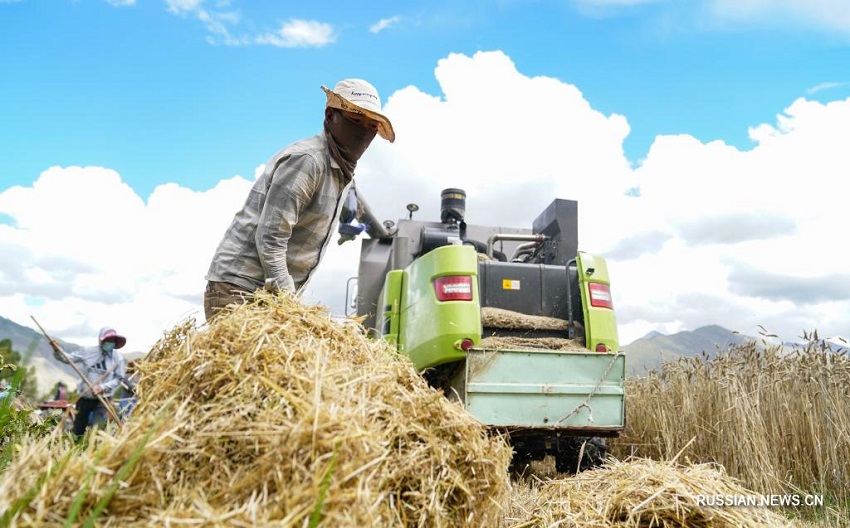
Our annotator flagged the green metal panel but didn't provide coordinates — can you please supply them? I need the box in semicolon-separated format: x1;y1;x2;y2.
463;348;625;429
377;269;404;347
399;245;481;370
577;252;620;352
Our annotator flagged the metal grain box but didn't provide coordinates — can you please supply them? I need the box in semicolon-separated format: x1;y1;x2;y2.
458;347;625;433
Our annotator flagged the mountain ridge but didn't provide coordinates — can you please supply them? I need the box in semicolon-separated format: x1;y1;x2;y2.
621;324;753;376
1;315;88;395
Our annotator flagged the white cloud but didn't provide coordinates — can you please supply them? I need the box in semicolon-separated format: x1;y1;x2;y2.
160;0;251;46
162;0;247;46
256;19;336;48
197;8;246;46
165;0;204;14
0;167;253;350
370;16;401;34
707;0;850;32
574;0;850;33
807;81;850;95
105;0;136;6
356;51;632;248
159;3;337;48
3;50;849;358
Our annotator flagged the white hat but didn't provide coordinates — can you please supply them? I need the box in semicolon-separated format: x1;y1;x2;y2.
322;79;395;143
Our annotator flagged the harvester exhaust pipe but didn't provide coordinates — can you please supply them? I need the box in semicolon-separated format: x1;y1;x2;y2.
417;189;469;256
440;188;466;225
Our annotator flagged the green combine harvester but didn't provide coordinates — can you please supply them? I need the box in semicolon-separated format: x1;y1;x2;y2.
343;188;625;472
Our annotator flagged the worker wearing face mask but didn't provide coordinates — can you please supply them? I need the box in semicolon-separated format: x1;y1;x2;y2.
53;326;128;438
204;78;396;321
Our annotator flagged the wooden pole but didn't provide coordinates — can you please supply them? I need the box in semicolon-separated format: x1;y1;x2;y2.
30;316;123;428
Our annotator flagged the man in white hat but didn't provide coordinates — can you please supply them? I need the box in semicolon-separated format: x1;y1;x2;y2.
204;79;395;320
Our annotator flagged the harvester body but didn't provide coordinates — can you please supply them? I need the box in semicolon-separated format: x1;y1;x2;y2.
348;190;625;471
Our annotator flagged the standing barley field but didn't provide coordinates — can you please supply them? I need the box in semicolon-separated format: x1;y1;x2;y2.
610;334;850;525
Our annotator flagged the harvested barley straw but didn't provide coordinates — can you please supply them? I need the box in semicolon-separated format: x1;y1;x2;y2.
506;458;802;527
482;307;577;332
478;336;584;351
0;292;512;527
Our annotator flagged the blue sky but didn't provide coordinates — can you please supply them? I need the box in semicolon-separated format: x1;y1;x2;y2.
4;0;848;197
2;0;850;374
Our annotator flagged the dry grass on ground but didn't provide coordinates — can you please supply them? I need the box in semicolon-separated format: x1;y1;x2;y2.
0;293;512;527
506;457;800;528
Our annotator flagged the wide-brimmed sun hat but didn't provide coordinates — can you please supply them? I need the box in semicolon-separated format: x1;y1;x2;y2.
98;327;127;349
322;79;395;142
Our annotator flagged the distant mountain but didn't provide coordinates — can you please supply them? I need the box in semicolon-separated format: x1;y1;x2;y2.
826;336;849;353
0;316;83;396
622;324;752;377
782;335;850;353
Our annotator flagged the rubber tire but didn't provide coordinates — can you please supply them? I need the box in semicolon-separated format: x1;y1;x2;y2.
554;437;607;474
509;454;533;477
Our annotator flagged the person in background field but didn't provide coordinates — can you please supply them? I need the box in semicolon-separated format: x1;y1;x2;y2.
203;78;395;321
53;327;128;438
54;381;68;401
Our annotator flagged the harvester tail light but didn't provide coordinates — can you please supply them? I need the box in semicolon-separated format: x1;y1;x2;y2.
455;338;474;351
434;276;473;301
588;282;614;309
596;343;609;352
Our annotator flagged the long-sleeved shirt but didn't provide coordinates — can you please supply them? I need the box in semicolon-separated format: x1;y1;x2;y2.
55;346;127;399
206;133;352;293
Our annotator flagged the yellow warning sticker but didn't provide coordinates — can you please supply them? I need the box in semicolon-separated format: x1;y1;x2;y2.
502;279;521;290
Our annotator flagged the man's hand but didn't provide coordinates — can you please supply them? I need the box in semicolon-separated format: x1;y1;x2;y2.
93;386;104;395
264;278;281;293
265;276;295;293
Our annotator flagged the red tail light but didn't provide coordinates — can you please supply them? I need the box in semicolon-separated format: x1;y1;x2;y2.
588;283;613;309
434;276;473;301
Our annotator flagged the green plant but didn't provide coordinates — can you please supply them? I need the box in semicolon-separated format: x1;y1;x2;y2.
0;337;61;472
308;442;341;528
0;338;38;401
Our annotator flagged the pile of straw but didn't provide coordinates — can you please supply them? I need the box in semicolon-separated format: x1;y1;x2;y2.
482;307;576;332
506;458;800;527
479;336;584;351
480;306;584;351
0;292;512;527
